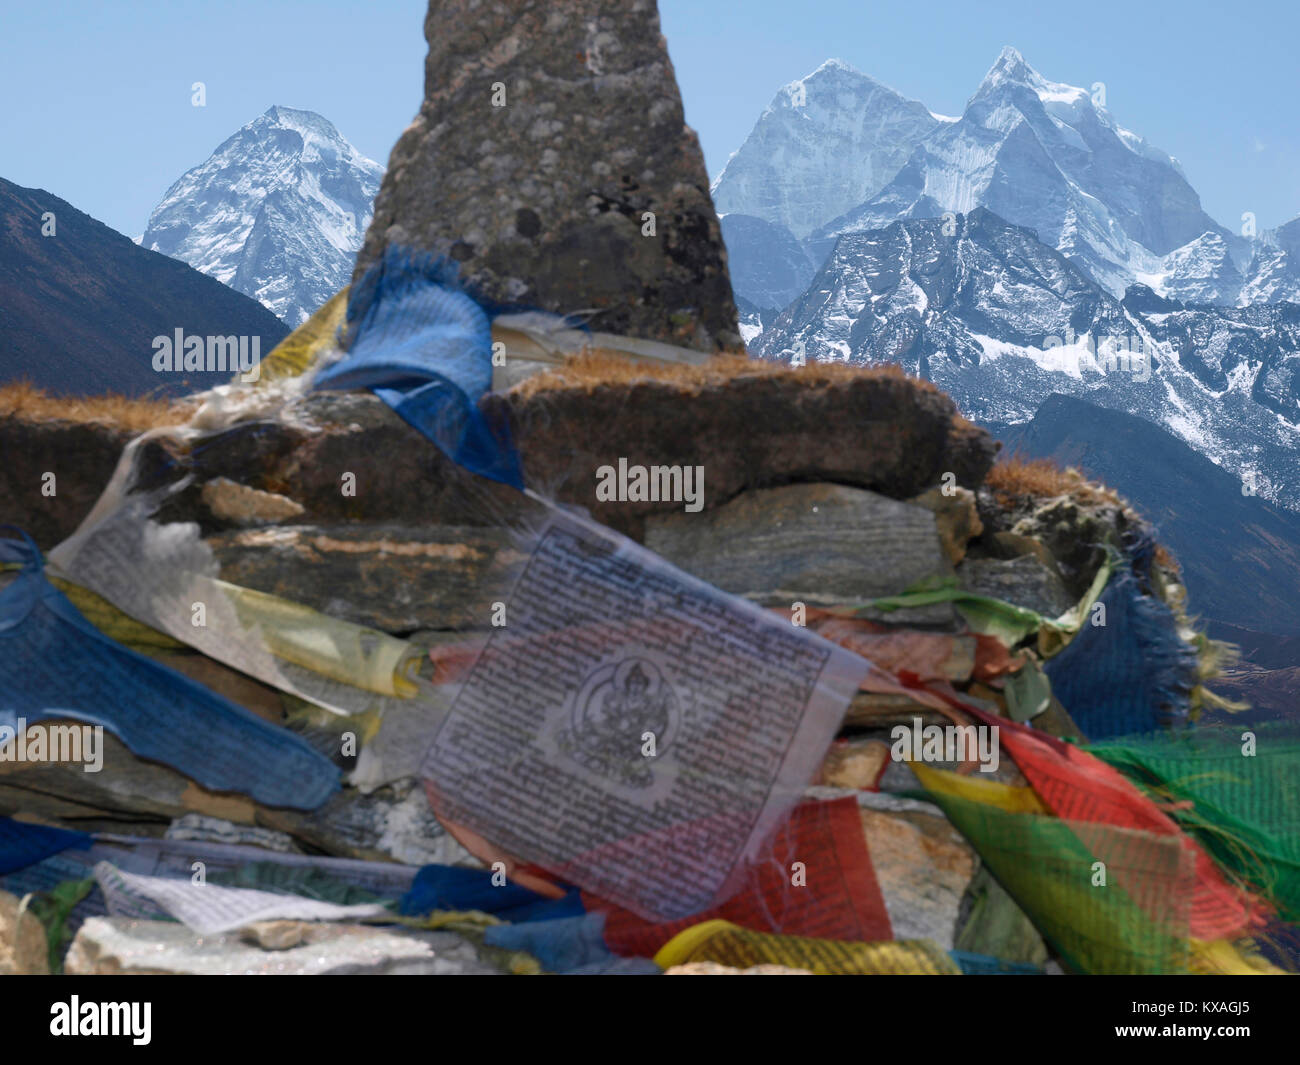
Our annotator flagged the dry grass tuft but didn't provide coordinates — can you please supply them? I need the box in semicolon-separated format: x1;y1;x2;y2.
512;350;936;398
0;380;191;432
1152;541;1180;575
985;452;1122;510
986;454;1081;503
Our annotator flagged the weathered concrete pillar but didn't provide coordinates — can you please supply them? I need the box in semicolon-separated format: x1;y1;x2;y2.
355;0;741;353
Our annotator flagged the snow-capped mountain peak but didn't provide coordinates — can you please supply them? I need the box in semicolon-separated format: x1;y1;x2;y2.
811;47;1231;300
710;59;942;240
262;104;344;142
803;56;861;78
142;107;383;326
975;45;1077;99
720;49;1300;315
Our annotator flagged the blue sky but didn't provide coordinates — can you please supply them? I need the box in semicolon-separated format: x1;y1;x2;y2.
2;0;1296;237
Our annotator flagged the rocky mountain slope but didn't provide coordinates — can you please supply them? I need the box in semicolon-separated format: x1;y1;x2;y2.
720;214;818;317
0;176;289;397
1241;214;1300;305
142;107;383;326
753;209;1300;509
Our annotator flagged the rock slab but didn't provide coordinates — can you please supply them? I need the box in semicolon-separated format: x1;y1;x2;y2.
645;483;954;618
65;917;500;975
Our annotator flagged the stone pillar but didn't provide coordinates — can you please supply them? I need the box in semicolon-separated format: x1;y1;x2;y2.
355;0;741;353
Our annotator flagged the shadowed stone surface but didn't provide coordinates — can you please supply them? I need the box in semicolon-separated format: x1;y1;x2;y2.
644;482;956;624
207;523;526;632
495;371;999;538
0;734;472;866
5;375;997;551
956;554;1074;618
0;730;263;826
0;417;132;548
356;0;741;351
